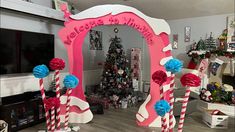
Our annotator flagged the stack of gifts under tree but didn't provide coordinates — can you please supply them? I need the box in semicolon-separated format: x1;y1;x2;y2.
86;93;138;110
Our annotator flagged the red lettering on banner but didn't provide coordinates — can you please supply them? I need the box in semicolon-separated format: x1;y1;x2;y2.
114;18;119;24
89;21;96;28
70;32;76;38
65;16;154;45
85;24;90;30
79;26;84;32
97;19;104;25
74;27;80;34
64;36;72;45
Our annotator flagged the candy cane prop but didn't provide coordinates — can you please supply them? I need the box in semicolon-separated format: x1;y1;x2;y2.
33;65;51;131
152;70;168;132
63;75;79;130
178;73;201;132
44;97;61;132
164;58;182;132
49;58;65;130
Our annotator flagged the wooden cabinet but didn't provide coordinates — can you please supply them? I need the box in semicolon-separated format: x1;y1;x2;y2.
0;91;51;132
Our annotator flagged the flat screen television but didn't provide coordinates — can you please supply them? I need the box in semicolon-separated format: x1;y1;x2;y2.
0;28;54;75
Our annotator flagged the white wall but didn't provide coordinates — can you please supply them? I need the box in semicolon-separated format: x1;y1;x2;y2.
0;8;67;97
167;13;233;66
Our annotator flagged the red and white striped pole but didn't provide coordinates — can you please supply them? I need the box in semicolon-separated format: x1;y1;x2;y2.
152;70;168;132
64;88;72;130
159;84;168;132
39;79;51;131
55;70;61;130
178;73;201;132
178;87;191;132
164;58;183;132
168;74;175;132
49;58;65;130
51;106;56;131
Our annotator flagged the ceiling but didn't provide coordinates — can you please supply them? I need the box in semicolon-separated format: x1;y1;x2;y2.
69;0;234;20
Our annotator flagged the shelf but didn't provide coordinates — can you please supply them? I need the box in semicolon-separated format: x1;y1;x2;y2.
0;0;65;21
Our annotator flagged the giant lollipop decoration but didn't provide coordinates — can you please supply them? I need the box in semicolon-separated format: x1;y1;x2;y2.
154;100;170;132
49;58;65;130
33;65;51;131
178;73;201;132
164;58;182;132
44;97;60;131
63;75;79;130
152;70;168;132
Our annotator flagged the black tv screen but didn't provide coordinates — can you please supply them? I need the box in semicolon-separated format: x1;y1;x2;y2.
0;28;54;75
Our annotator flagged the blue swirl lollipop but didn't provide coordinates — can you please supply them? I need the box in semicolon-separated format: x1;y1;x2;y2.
63;74;79;89
33;64;49;78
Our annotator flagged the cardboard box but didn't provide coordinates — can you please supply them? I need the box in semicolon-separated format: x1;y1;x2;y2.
197;100;235;117
202;110;229;129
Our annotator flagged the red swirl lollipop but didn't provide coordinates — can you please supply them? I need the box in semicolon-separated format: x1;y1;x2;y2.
49;58;65;70
178;73;201;132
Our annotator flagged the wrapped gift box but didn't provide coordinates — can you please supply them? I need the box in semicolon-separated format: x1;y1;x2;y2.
100;98;110;109
197;100;235;117
87;95;110;109
202;110;229;129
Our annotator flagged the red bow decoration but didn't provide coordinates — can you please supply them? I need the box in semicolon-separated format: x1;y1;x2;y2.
180;73;201;87
211;110;220;115
49;58;65;70
152;70;167;86
44;97;60;111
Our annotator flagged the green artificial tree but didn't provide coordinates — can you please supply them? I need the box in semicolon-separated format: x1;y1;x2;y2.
98;36;133;101
196;38;206;50
204;32;217;50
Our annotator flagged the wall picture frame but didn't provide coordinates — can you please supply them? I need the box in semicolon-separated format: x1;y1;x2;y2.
184;26;191;42
54;0;68;11
89;30;102;50
226;15;235;52
172;34;178;49
143;81;150;93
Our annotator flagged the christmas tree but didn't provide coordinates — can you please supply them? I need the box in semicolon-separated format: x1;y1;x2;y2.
98;36;133;101
196;38;206;50
204;32;217;50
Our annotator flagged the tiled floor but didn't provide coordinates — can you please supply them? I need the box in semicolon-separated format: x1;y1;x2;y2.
20;107;234;132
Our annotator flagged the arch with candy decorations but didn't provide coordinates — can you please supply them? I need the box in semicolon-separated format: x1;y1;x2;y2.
58;4;175;127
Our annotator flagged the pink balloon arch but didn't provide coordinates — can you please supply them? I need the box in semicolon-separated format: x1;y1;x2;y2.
58;4;175;127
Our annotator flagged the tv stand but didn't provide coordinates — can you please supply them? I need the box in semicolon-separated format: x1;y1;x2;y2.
0;91;55;131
